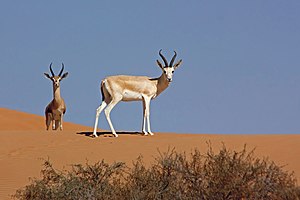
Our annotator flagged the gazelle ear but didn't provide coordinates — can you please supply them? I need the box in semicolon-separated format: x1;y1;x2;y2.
156;60;164;70
44;73;51;79
61;72;68;79
173;59;182;70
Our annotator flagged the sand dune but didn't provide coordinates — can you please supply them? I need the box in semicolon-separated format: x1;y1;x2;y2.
0;108;300;199
0;108;89;131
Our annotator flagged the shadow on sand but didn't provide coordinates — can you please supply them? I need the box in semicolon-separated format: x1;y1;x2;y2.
77;131;144;138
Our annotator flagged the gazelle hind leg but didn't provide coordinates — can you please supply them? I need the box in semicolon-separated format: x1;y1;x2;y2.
104;97;121;137
93;101;107;137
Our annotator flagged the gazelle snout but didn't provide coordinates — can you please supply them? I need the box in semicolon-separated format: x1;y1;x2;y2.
163;67;175;83
53;78;61;86
166;73;173;82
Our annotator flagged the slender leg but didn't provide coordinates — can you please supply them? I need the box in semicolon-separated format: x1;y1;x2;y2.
93;101;107;137
142;99;147;135
60;113;63;131
46;113;51;130
54;120;60;130
147;116;153;135
52;119;55;130
145;98;154;135
142;96;154;135
104;98;121;137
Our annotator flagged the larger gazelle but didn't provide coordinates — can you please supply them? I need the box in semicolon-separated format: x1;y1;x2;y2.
44;63;68;131
93;50;182;137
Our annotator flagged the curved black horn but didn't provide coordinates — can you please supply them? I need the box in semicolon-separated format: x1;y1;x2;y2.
49;63;55;77
59;63;64;76
169;51;177;67
159;49;168;67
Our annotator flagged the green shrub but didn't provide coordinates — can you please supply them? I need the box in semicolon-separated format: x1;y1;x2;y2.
14;145;300;200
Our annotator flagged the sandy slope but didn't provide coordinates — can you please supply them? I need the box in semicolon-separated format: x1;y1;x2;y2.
0;108;89;131
0;108;300;199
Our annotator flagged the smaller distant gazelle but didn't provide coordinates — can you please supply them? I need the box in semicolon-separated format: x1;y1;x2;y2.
93;50;182;137
44;63;68;131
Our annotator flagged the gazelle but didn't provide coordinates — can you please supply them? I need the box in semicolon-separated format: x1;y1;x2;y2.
44;63;68;130
93;50;182;137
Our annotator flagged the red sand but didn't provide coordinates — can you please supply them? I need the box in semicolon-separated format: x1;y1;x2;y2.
0;108;299;199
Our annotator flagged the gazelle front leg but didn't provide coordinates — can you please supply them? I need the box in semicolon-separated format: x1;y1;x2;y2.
53;111;61;130
142;100;147;135
54;120;60;130
142;96;154;136
52;119;56;130
46;113;52;130
59;113;63;131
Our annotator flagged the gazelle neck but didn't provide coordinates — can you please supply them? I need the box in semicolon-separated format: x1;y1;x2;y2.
156;73;170;97
53;85;62;100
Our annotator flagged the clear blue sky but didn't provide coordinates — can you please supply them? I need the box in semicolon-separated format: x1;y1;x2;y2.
1;1;300;134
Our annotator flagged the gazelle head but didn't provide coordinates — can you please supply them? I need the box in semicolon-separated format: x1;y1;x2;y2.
156;49;182;82
44;63;68;88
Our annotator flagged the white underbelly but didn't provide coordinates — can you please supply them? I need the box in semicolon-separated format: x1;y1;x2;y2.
122;90;143;101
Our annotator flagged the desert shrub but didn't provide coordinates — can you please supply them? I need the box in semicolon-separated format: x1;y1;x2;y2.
14;145;300;200
14;160;125;200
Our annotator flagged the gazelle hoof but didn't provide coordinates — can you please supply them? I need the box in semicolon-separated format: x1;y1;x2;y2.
93;132;98;138
142;131;148;136
142;131;154;136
